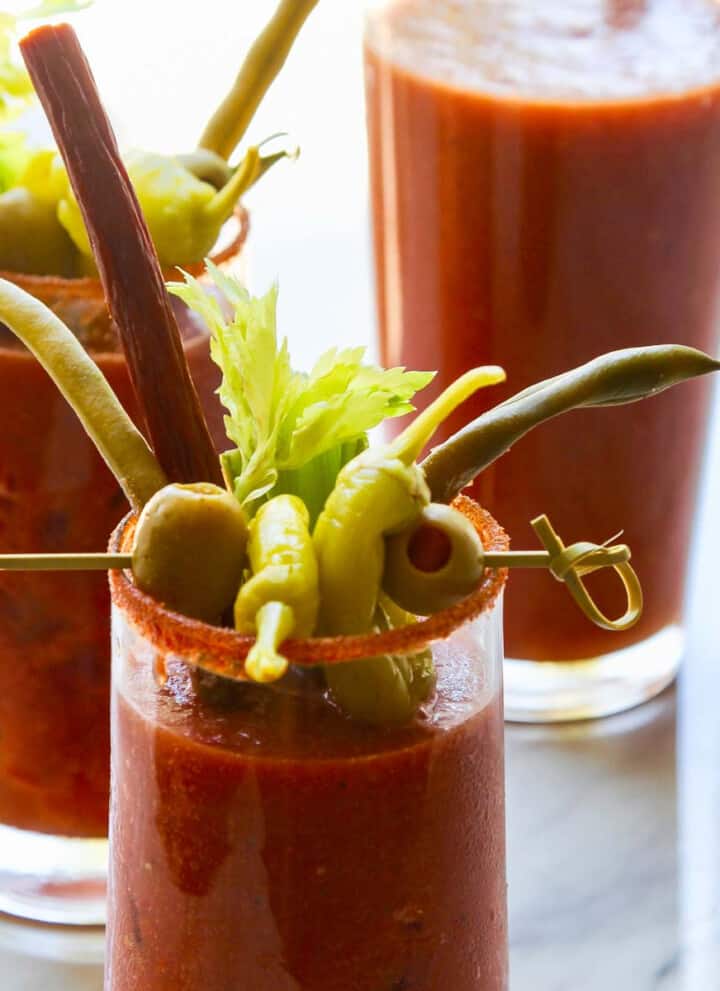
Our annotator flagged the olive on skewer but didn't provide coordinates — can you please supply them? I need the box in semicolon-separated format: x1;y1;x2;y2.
383;503;486;616
383;503;643;633
133;483;249;625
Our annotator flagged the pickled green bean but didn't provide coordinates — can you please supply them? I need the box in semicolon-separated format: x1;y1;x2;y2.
423;346;720;504
0;279;166;508
199;0;320;160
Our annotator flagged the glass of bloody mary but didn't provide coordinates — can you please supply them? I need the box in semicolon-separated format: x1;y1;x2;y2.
364;0;720;721
0;0;319;919
0;220;246;925
0;0;312;923
105;499;509;991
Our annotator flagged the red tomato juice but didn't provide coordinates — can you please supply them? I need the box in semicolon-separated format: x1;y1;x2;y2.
106;634;507;990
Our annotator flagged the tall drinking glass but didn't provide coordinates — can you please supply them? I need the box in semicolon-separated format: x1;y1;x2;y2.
0;215;247;924
105;499;508;990
364;0;720;722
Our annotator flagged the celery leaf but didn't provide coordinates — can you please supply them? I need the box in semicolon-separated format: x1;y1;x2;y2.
168;265;433;517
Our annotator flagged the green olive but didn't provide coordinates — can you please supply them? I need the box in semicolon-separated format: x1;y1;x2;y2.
176;149;234;191
0;187;79;276
132;482;249;624
383;503;484;616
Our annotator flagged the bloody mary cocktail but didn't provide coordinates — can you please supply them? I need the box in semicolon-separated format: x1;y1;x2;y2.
0;216;247;842
0;0;311;869
0;315;226;839
106;502;509;991
0;0;317;918
365;0;720;716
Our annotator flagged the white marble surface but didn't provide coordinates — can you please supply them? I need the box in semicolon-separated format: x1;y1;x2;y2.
3;1;720;987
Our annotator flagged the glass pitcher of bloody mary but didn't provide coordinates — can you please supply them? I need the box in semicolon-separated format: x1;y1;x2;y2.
364;0;720;721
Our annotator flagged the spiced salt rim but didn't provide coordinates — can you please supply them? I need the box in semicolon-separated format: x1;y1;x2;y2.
109;495;508;681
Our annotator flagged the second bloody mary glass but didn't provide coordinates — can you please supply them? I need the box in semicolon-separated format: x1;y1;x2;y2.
0;216;247;925
105;500;508;990
364;0;720;721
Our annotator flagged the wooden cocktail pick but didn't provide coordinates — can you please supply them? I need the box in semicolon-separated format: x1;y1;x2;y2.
0;515;642;633
21;24;223;487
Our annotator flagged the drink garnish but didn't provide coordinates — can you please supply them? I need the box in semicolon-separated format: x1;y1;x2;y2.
423;345;720;503
314;369;504;636
234;494;318;683
384;506;642;633
21;23;223;487
0;0;314;273
0;261;715;721
0;277;166;508
198;0;320;160
169;266;434;521
0;2;89;274
132;483;249;624
0;21;717;725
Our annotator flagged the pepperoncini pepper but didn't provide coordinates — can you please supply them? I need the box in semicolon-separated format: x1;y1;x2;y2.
235;494;319;684
314;367;505;635
313;367;505;723
56;147;264;269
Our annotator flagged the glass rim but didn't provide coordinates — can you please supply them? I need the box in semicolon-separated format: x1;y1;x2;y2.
0;206;250;299
362;6;720;112
108;494;508;680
